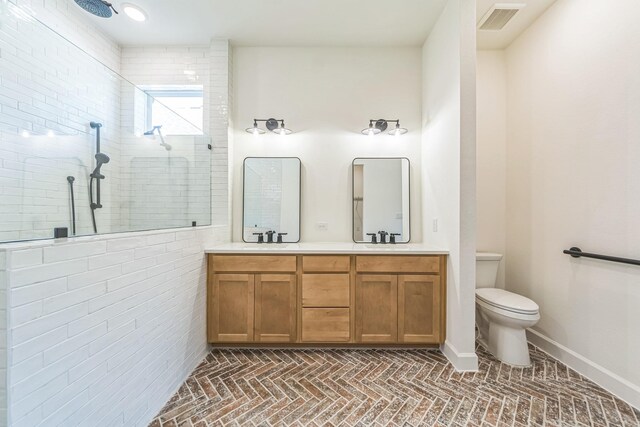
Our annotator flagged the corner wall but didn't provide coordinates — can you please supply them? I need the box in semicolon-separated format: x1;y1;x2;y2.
500;0;640;408
421;0;477;370
476;50;507;288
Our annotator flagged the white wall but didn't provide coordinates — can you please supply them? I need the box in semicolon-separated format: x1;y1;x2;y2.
422;0;477;370
232;47;423;243
497;0;640;408
0;227;219;426
476;50;507;288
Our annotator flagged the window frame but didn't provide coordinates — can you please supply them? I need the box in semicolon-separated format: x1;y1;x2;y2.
144;87;205;136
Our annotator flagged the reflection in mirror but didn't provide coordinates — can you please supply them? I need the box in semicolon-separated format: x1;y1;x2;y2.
243;158;301;243
353;158;410;243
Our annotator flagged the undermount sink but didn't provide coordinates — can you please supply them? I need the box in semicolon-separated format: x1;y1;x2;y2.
247;244;289;249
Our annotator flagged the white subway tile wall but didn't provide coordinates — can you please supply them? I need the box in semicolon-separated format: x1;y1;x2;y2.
0;226;230;426
120;44;227;230
209;41;232;229
0;0;234;425
0;251;7;426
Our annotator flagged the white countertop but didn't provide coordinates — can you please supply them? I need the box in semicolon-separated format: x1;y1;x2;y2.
205;242;448;255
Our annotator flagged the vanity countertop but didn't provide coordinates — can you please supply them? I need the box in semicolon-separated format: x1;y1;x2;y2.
205;242;448;255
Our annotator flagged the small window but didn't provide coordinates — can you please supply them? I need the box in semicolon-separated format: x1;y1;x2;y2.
144;86;204;135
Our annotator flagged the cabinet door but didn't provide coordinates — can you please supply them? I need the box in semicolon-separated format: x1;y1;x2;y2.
255;274;297;342
209;274;254;342
398;275;442;343
355;275;398;343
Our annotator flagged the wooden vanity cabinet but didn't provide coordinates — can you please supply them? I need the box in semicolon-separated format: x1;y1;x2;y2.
355;255;445;345
254;274;297;342
207;253;446;346
398;275;442;343
208;273;254;342
301;255;351;342
207;256;297;343
355;275;398;343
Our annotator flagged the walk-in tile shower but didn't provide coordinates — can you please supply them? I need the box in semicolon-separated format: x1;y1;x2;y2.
0;1;212;243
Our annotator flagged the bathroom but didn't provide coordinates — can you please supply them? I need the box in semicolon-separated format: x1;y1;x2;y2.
0;0;638;425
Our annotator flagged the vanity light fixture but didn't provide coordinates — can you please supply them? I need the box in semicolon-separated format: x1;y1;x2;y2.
361;119;408;136
246;118;292;135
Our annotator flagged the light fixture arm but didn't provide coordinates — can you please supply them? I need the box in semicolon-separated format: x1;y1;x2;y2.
246;118;292;135
362;119;407;136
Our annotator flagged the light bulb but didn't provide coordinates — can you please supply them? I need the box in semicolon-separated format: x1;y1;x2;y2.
246;122;265;135
273;124;292;135
388;123;408;136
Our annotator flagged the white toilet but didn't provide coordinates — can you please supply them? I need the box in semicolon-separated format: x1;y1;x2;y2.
476;252;540;366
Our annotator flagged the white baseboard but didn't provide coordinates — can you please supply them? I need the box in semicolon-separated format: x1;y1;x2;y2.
527;329;640;410
441;340;479;371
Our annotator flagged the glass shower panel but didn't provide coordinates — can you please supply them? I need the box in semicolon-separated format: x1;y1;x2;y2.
0;2;212;242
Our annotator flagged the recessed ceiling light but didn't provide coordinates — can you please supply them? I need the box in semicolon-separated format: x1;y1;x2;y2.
122;3;147;22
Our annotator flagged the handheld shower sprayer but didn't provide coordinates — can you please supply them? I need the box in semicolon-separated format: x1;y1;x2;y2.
91;152;110;179
144;125;172;151
90;151;110;232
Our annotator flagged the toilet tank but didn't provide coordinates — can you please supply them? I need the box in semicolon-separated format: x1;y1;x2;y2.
476;252;503;288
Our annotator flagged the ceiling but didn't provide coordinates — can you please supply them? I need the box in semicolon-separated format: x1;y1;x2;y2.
476;0;558;49
82;0;449;47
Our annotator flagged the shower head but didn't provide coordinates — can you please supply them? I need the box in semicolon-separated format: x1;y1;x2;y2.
95;153;110;165
90;121;103;129
144;125;172;151
74;0;118;18
91;153;110;179
67;176;75;184
144;125;162;136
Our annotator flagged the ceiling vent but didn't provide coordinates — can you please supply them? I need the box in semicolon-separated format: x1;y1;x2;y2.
478;3;526;31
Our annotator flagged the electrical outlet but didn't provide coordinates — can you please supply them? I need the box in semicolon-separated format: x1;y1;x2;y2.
316;222;328;231
433;219;438;232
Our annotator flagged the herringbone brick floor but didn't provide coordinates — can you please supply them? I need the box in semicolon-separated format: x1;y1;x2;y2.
150;343;640;427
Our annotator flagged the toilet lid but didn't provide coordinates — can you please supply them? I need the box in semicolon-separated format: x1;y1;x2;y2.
476;288;539;315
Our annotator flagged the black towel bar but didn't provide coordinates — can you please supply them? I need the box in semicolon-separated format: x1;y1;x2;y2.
563;247;640;266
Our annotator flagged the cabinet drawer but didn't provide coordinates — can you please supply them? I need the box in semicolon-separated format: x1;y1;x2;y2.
355;256;440;274
302;274;350;307
302;255;351;272
211;255;297;272
302;308;350;342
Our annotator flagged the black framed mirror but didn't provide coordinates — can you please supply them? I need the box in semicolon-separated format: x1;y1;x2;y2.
242;157;301;243
352;157;410;243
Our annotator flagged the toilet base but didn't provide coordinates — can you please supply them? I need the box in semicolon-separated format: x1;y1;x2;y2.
487;322;531;367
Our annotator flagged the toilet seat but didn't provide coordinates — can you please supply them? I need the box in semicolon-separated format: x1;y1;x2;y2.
476;288;539;316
